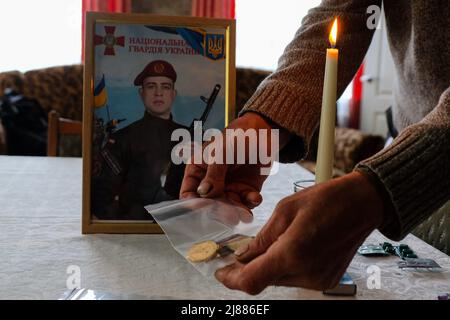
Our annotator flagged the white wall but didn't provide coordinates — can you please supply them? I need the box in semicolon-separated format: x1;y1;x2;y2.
0;0;81;73
235;0;321;71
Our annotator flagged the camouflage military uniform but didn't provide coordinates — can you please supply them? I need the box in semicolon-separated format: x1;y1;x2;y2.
91;111;186;220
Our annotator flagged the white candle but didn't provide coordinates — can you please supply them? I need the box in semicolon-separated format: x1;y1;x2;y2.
316;18;339;184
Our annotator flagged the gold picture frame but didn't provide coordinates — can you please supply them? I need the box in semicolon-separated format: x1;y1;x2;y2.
82;12;236;234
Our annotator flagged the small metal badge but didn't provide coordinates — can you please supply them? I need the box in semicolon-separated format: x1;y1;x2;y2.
187;234;254;263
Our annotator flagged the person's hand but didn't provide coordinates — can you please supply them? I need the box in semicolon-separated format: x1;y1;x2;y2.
214;171;385;294
180;112;290;211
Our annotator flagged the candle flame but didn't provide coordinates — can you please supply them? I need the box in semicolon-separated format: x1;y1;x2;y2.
329;18;338;47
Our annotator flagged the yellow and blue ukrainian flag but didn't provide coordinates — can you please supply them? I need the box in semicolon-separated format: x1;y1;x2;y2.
94;74;107;108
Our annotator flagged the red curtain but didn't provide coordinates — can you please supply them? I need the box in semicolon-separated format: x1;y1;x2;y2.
81;0;132;61
348;63;364;129
192;0;235;19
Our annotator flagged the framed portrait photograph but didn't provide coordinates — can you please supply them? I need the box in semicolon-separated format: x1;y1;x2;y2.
82;12;236;234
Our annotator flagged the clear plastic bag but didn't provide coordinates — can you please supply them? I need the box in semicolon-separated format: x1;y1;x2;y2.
146;198;262;278
59;288;177;300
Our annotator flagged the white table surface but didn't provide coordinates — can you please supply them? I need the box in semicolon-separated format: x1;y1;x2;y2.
0;156;449;300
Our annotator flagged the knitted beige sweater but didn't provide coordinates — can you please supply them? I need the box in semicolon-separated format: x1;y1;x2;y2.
242;0;450;240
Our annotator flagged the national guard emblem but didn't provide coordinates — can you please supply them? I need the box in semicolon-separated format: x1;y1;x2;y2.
204;33;225;60
94;26;125;56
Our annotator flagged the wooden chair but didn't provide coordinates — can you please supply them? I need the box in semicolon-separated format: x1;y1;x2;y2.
47;110;82;156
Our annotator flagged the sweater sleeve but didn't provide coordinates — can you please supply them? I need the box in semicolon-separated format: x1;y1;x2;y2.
355;87;450;241
240;0;382;161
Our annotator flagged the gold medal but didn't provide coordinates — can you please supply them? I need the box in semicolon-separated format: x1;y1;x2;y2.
226;236;253;252
187;240;220;262
187;235;254;262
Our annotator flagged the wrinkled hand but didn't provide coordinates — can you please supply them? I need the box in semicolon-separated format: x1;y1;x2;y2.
180;112;288;211
214;171;385;294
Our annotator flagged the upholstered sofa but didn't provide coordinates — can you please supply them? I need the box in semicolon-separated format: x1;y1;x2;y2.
0;65;83;156
0;64;448;255
0;65;83;121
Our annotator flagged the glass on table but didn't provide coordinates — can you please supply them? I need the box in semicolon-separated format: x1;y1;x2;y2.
293;179;315;193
